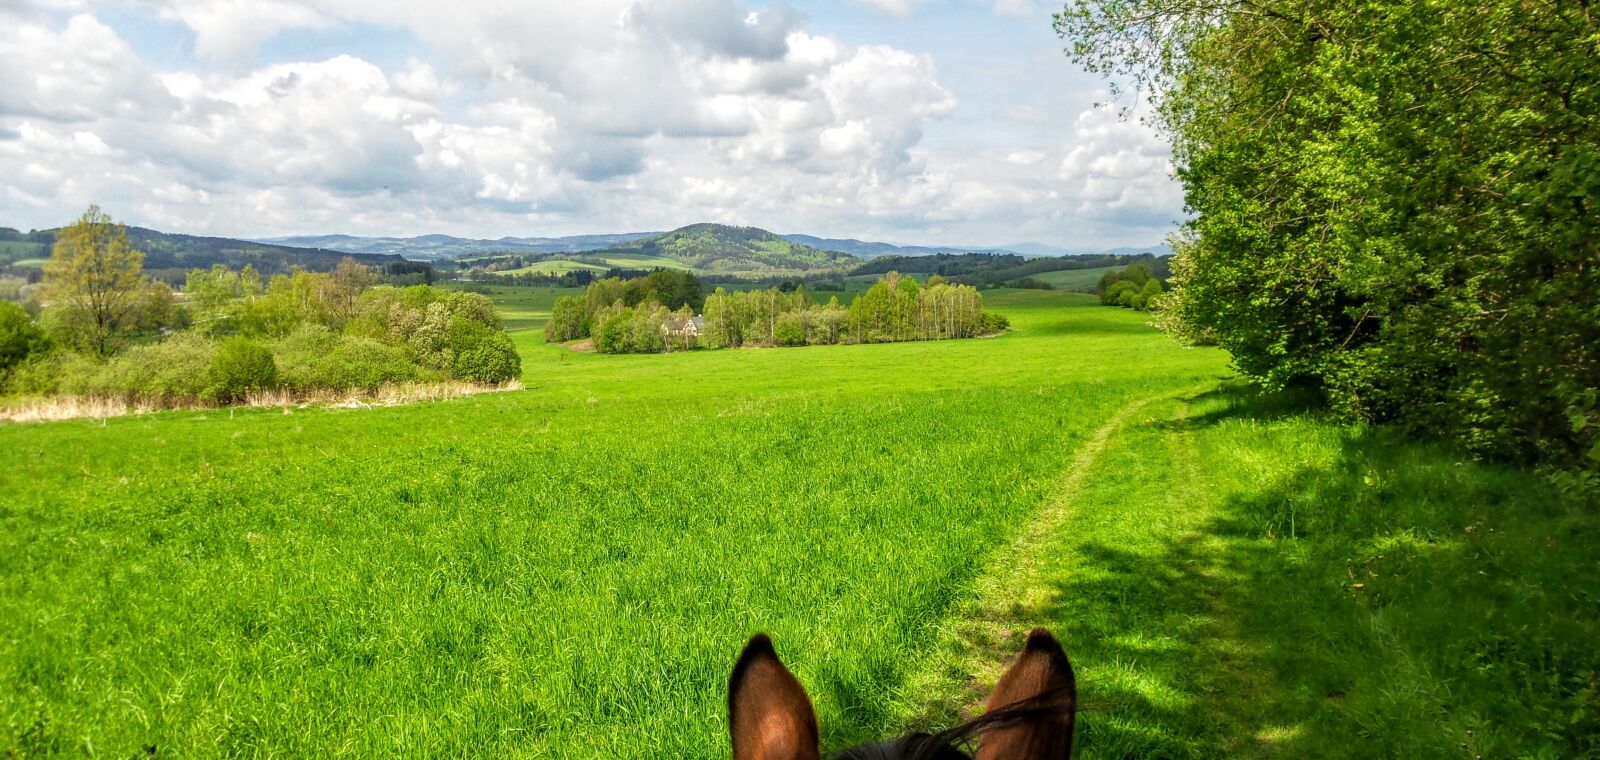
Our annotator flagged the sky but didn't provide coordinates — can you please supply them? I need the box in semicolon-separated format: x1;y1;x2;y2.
0;0;1184;249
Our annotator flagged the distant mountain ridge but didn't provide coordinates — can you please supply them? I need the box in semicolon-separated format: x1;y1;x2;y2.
2;226;399;279
259;232;661;260
259;229;1170;261
778;234;1005;259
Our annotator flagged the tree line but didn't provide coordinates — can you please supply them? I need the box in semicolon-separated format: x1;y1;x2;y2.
853;251;1172;289
0;207;520;409
1059;0;1600;476
546;271;1006;354
1097;263;1165;311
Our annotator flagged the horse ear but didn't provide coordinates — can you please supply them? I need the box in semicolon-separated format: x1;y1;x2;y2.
729;634;821;760
976;628;1076;760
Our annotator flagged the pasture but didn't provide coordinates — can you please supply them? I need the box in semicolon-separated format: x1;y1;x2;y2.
2;288;1594;757
499;254;693;278
0;241;48;264
1031;265;1118;292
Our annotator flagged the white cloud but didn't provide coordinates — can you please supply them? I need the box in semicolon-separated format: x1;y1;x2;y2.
850;0;922;19
0;1;1183;248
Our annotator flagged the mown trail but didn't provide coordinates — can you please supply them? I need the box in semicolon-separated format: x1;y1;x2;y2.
892;387;1176;729
900;384;1600;758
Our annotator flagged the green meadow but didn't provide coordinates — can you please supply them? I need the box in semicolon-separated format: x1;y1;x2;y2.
1031;265;1118;292
3;288;1595;757
500;254;692;278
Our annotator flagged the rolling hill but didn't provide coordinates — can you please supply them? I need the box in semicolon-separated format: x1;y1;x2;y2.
260;232;660;260
777;234;1003;259
587;224;857;275
256;228;1172;263
1;226;401;280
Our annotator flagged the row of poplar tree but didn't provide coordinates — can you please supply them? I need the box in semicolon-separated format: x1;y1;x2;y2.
545;271;1007;354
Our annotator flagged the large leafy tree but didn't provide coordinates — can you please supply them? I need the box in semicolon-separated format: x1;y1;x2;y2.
1058;0;1600;470
41;206;154;356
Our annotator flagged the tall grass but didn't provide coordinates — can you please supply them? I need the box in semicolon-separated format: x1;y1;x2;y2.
903;384;1600;757
0;291;1225;756
8;287;1590;757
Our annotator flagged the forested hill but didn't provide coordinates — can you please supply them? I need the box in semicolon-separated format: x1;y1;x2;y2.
851;251;1172;284
1;226;401;280
589;223;857;274
261;232;660;260
779;234;998;258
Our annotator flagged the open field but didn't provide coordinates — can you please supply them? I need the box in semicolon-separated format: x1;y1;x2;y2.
498;254;694;277
0;241;48;264
499;260;610;275
3;288;1595;757
1032;265;1119;291
596;254;692;271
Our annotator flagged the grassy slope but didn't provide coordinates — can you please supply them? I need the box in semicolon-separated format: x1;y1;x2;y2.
903;386;1599;758
1033;265;1119;291
499;259;610;276
498;254;691;277
594;224;854;274
0;291;1225;757
0;241;48;263
4;287;1594;757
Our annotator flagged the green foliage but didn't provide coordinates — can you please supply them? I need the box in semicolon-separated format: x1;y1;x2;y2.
981;312;1010;334
207;338;277;403
0;275;36;304
40;206;153;356
1097;263;1162;311
1058;0;1600;471
591;305;669;355
55;334;217;404
269;325;424;393
450;331;521;384
853;252;1169;289
12;224;400;281
0;302;47;376
773;312;806;346
588;223;856;275
544;295;588;343
5;256;518;407
347;285;520;382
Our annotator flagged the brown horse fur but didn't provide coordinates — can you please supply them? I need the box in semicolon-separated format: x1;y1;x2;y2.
728;628;1077;760
729;634;822;760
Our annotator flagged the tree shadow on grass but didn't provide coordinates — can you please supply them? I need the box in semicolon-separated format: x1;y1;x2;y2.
1051;388;1600;758
1031;322;1161;338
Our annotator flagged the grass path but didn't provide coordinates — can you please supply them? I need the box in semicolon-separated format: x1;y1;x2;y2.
890;385;1190;731
900;383;1599;757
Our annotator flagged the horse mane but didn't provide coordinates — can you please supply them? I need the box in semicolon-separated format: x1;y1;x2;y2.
831;685;1078;760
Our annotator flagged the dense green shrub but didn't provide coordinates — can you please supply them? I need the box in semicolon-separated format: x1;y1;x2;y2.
982;312;1010;335
1059;0;1599;470
207;338;277;403
3;354;63;396
347;285;519;380
573;272;1003;354
591;306;669;355
592;308;632;354
7;255;521;409
270;325;423;392
0;302;47;376
545;295;586;343
773;312;806;347
53;334;216;403
451;332;521;384
1098;263;1162;311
